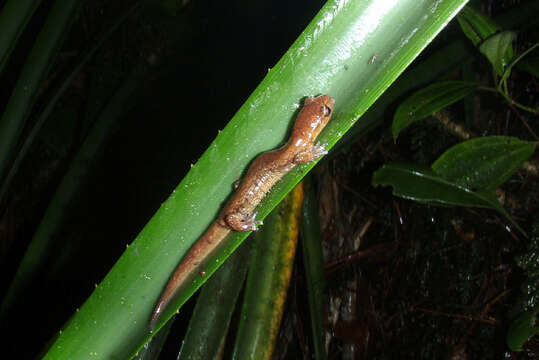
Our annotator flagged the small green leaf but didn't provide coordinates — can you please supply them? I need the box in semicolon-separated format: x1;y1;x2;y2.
507;310;539;352
480;31;517;76
372;162;525;234
392;81;478;138
457;6;501;47
457;7;515;77
432;136;537;191
500;42;539;89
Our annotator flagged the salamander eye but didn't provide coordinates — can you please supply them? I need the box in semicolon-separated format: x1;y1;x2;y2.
321;104;332;117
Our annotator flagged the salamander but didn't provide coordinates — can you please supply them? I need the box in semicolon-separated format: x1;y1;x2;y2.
150;94;334;330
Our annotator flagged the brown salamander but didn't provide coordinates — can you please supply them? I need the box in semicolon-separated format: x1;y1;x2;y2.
150;94;334;330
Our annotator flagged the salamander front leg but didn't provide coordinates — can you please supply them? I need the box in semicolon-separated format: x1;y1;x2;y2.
294;142;328;164
224;211;263;231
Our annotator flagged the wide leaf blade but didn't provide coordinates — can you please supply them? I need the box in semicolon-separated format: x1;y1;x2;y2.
392;81;478;138
372;162;525;234
432;136;537;191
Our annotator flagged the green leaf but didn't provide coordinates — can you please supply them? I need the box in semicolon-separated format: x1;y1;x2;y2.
337;1;539;151
480;30;517;76
372;162;525;234
232;186;303;359
457;6;501;47
392;81;478;138
501;41;539;89
0;62;153;319
0;2;142;203
133;320;173;360
507;310;539;352
0;0;42;72
178;240;253;360
432;136;537;191
457;6;515;76
301;177;327;360
0;0;82;186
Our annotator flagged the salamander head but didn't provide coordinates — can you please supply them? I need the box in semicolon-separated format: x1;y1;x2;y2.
293;94;335;143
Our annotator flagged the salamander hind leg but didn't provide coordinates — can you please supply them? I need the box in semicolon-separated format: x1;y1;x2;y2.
294;142;328;164
225;211;263;231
